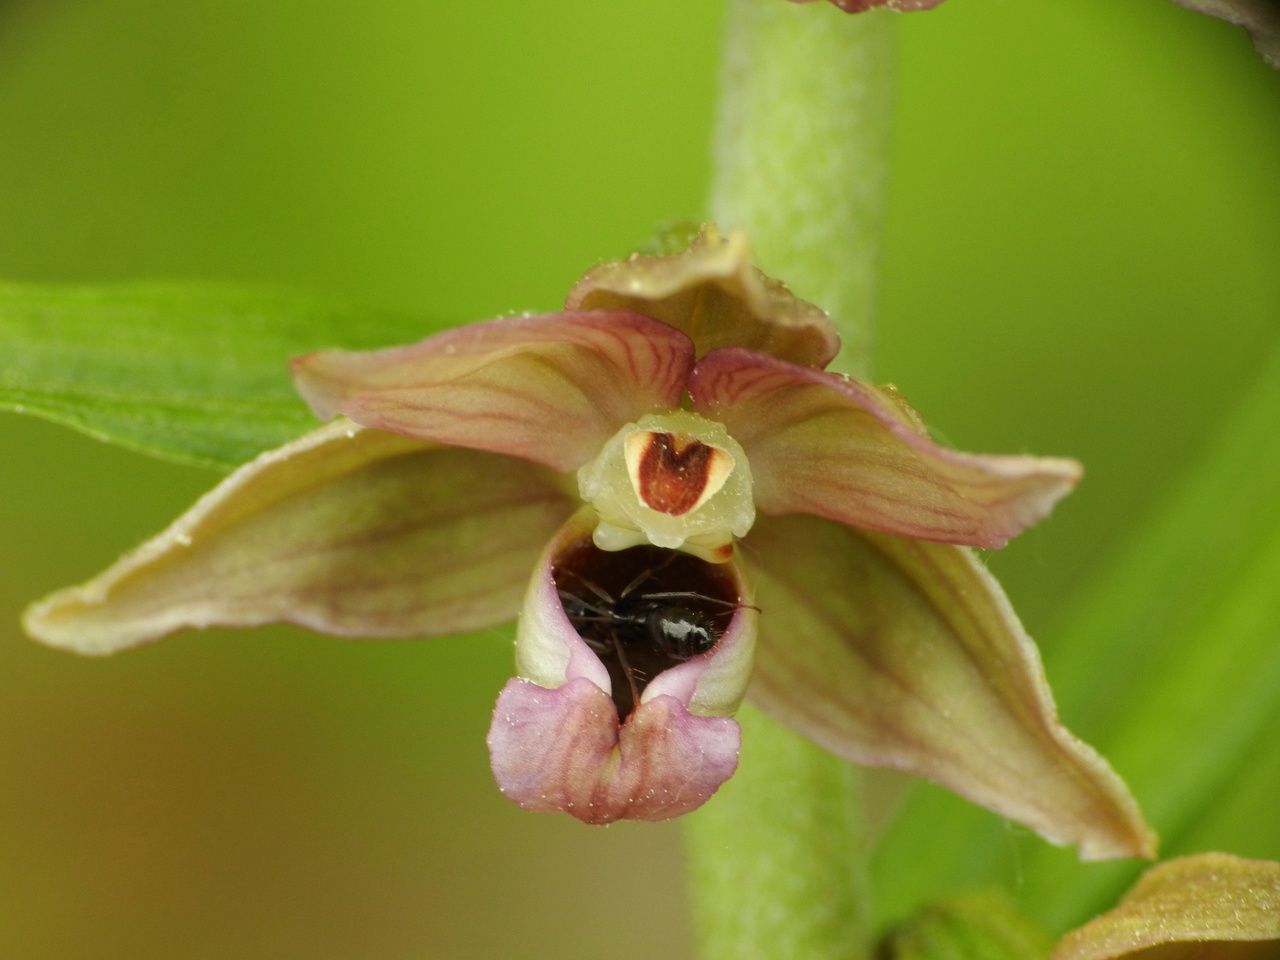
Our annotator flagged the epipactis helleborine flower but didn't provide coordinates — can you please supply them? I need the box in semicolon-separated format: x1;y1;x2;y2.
24;226;1154;858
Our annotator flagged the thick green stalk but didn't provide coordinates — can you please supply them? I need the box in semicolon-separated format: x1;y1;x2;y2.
685;703;870;960
708;0;894;379
685;2;897;959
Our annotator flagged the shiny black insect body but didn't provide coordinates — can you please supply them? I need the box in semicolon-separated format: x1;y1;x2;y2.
558;589;723;662
555;553;752;718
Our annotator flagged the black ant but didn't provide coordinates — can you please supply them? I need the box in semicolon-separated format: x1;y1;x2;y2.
554;546;757;718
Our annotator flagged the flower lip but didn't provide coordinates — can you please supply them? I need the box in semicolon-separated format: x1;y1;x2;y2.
553;540;746;720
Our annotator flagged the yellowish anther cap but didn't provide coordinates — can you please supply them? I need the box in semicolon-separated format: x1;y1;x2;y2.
577;411;755;562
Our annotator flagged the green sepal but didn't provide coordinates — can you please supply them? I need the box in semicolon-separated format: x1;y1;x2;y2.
872;337;1280;931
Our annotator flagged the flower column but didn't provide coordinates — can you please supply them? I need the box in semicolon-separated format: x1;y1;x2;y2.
686;1;896;958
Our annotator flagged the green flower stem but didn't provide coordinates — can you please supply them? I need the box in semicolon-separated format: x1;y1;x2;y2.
708;0;895;380
685;703;870;960
686;3;897;958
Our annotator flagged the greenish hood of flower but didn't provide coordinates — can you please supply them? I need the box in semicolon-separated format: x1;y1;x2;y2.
576;410;755;563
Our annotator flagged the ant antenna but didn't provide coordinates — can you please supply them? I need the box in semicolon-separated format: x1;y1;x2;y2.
558;569;615;606
637;591;761;615
617;551;680;600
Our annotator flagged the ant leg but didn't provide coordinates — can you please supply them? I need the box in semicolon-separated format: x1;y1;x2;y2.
612;635;643;716
582;635;610;655
558;588;613;618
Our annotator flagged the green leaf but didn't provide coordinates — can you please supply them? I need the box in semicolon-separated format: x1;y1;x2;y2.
870;339;1280;934
0;283;441;469
880;891;1054;960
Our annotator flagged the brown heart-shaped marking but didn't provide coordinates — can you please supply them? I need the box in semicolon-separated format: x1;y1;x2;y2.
634;433;718;516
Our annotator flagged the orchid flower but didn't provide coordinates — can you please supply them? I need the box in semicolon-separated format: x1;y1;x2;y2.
24;226;1153;859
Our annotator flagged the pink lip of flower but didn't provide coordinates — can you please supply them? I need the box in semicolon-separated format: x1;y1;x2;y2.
23;225;1154;859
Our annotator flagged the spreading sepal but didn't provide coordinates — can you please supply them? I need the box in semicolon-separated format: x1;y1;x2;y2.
743;513;1156;861
24;419;577;653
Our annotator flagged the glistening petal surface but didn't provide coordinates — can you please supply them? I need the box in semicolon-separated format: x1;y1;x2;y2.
292;311;695;473
566;225;839;367
691;348;1081;548
24;420;578;654
743;514;1156;861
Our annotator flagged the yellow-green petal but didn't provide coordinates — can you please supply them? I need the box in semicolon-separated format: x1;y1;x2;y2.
743;514;1156;861
25;419;577;654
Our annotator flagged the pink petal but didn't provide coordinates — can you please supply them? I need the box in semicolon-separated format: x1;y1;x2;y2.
292;311;695;473
690;348;1081;549
1053;853;1280;960
488;677;741;824
24;420;577;654
743;514;1156;861
565;225;840;368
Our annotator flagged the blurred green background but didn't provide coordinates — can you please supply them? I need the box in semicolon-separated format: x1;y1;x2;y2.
1;0;1277;957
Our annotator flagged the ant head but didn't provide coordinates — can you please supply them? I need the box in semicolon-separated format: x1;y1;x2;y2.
644;604;720;661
